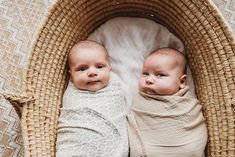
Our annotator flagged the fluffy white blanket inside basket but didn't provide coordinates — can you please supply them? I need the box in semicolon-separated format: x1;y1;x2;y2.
88;17;195;107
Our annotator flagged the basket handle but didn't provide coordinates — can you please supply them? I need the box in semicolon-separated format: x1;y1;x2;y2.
2;93;35;118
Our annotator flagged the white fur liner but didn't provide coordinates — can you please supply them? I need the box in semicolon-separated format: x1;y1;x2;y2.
88;17;195;108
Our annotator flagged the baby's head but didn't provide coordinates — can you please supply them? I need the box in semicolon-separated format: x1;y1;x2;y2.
139;47;187;95
68;40;111;91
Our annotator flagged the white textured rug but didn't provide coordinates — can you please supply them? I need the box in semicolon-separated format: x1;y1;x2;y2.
0;0;234;156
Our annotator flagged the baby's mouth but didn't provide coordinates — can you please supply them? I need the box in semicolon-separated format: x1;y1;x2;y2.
87;80;100;85
142;87;156;95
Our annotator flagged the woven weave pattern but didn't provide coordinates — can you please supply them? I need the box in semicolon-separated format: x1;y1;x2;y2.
0;1;51;156
0;96;23;157
0;0;235;157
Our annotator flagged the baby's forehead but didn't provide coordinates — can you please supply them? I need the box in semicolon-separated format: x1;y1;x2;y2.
72;42;104;52
146;48;186;71
145;53;177;67
69;41;108;57
152;48;183;58
74;41;102;50
150;48;185;63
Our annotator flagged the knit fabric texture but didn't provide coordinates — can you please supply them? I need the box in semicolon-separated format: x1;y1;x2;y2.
56;73;129;157
127;86;208;157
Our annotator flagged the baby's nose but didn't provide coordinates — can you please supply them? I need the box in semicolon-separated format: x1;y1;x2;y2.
145;77;154;85
88;68;98;77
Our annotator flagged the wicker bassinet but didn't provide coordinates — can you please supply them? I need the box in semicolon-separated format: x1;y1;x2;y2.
4;0;235;156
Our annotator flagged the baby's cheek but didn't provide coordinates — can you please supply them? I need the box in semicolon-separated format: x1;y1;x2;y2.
138;79;141;84
138;80;144;88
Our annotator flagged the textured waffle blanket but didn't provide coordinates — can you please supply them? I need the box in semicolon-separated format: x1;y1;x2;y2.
127;86;208;157
56;74;129;157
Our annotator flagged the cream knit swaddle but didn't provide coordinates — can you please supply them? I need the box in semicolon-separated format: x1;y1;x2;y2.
56;74;129;157
128;86;208;157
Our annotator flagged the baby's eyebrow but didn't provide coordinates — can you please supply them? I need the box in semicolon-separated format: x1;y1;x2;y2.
78;63;88;66
96;62;105;65
75;64;87;69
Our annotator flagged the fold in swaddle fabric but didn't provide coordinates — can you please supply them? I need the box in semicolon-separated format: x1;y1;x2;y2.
128;86;208;157
56;73;129;157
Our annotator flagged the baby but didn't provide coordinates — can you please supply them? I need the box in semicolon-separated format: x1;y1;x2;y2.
56;40;129;157
127;47;208;157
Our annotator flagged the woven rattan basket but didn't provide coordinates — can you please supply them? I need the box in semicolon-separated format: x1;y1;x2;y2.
4;0;235;156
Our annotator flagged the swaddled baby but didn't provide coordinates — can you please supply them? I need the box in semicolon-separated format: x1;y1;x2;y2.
128;48;208;157
56;40;128;157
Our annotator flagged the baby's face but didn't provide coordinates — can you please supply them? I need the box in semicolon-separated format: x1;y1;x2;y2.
139;53;186;95
69;46;111;91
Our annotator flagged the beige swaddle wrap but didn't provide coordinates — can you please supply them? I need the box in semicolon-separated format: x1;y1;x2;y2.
56;74;129;157
128;86;207;157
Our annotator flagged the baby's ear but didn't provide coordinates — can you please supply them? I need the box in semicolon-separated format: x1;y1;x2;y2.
179;74;187;89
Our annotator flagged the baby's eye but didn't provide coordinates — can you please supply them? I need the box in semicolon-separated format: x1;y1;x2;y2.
77;66;87;71
142;72;149;76
96;64;104;69
155;73;166;77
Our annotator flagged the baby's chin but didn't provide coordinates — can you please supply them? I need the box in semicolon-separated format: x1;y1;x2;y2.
85;83;109;92
140;87;157;95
